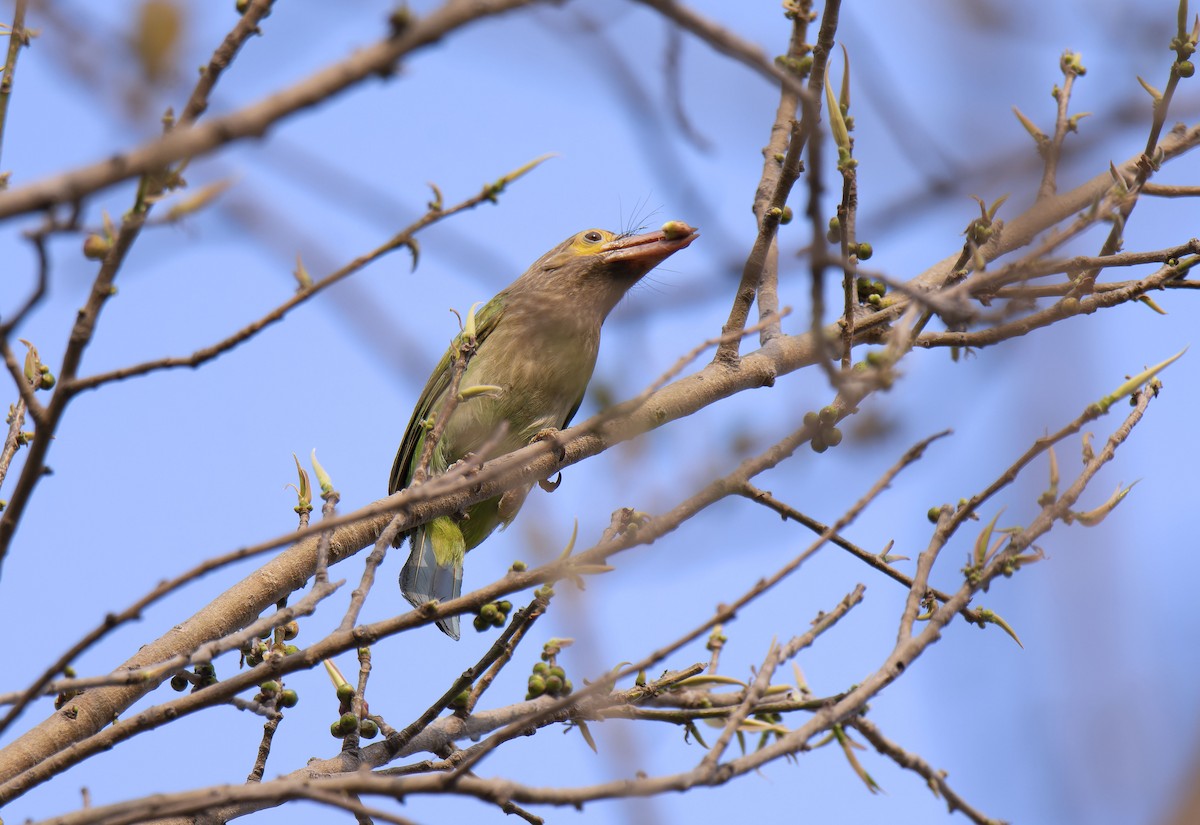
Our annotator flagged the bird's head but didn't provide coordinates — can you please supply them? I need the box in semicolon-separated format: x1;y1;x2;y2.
510;222;699;320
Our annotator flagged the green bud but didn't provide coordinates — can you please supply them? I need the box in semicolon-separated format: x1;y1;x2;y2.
336;683;355;703
480;603;499;621
927;507;942;524
282;621;299;641
511;560;527;572
449;690;470;710
818;406;838;425
359;718;380;738
780;206;793;224
279;689;299;708
826;427;843;447
544;675;564;695
388;4;411;34
811;435;828;453
473;615;489;632
527;676;546;698
457;384;503;402
856;242;873;260
967;221;992;245
533;662;550;675
258;680;280;696
803;410;820;428
1179;60;1195;78
549;665;566;680
283;644;299;656
497;600;512;613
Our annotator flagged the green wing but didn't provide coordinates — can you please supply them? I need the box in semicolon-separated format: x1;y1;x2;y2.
388;296;507;495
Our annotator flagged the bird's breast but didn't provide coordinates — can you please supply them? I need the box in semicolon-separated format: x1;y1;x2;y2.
439;316;600;461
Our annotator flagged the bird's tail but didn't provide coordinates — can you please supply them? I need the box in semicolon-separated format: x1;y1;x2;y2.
400;515;466;640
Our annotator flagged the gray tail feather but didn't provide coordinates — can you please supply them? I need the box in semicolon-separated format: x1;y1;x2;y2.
400;526;463;640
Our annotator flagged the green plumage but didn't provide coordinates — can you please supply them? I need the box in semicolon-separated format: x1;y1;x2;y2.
390;224;697;638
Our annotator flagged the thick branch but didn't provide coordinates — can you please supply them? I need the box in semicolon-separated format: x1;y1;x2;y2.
0;0;540;222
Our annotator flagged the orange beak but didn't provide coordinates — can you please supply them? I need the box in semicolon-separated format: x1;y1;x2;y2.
601;222;699;267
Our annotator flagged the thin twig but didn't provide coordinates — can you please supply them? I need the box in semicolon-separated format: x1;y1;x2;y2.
67;167;542;393
738;483;992;629
0;0;283;574
1141;182;1200;197
385;595;548;757
0;0;29;176
1036;51;1083;200
849;717;1006;825
245;709;284;784
0;396;24;491
466;597;546;714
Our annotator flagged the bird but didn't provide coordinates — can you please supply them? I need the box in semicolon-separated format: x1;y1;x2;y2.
389;221;698;638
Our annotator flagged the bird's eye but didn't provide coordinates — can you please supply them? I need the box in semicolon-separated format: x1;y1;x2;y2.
583;230;603;243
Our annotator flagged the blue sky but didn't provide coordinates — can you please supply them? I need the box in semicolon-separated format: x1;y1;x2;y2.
1;1;1198;823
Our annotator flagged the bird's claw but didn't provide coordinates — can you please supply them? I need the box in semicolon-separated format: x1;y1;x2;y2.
531;427;568;461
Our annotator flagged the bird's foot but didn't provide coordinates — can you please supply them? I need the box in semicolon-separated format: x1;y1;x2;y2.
531;428;566;491
531;427;568;461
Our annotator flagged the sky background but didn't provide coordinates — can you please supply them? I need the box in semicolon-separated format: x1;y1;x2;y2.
1;1;1198;823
